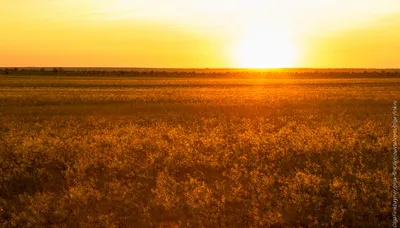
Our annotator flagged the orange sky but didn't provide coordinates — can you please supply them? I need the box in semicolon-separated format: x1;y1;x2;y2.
1;0;400;68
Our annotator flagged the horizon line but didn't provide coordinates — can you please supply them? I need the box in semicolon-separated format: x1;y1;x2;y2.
2;66;400;70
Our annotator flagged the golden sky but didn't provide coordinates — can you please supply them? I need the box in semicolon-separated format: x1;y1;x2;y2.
1;0;400;68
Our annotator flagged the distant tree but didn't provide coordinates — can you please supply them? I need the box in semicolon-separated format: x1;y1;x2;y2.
53;68;59;74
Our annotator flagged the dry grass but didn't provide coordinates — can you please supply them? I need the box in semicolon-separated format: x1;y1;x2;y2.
0;73;399;227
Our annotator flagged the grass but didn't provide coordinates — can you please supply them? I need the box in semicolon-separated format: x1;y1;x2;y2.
0;72;399;227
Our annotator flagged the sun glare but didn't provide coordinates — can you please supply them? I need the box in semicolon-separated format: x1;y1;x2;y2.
233;27;298;68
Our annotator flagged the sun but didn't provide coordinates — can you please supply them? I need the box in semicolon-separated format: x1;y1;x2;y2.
233;27;298;68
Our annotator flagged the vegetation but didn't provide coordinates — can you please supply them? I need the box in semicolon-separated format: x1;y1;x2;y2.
0;71;399;227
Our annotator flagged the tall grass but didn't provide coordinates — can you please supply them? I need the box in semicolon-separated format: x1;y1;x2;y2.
0;74;399;227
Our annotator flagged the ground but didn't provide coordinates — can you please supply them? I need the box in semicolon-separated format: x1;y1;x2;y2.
0;71;399;227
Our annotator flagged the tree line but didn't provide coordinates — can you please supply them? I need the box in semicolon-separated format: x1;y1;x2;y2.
1;67;400;78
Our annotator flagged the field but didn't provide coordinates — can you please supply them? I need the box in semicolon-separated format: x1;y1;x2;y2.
0;70;399;227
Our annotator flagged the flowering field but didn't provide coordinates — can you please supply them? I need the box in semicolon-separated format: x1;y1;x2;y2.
0;72;399;227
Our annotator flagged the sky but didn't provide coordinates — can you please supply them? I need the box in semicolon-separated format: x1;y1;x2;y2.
1;0;400;68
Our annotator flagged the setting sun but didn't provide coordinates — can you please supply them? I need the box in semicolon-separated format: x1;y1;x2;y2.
233;27;298;68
